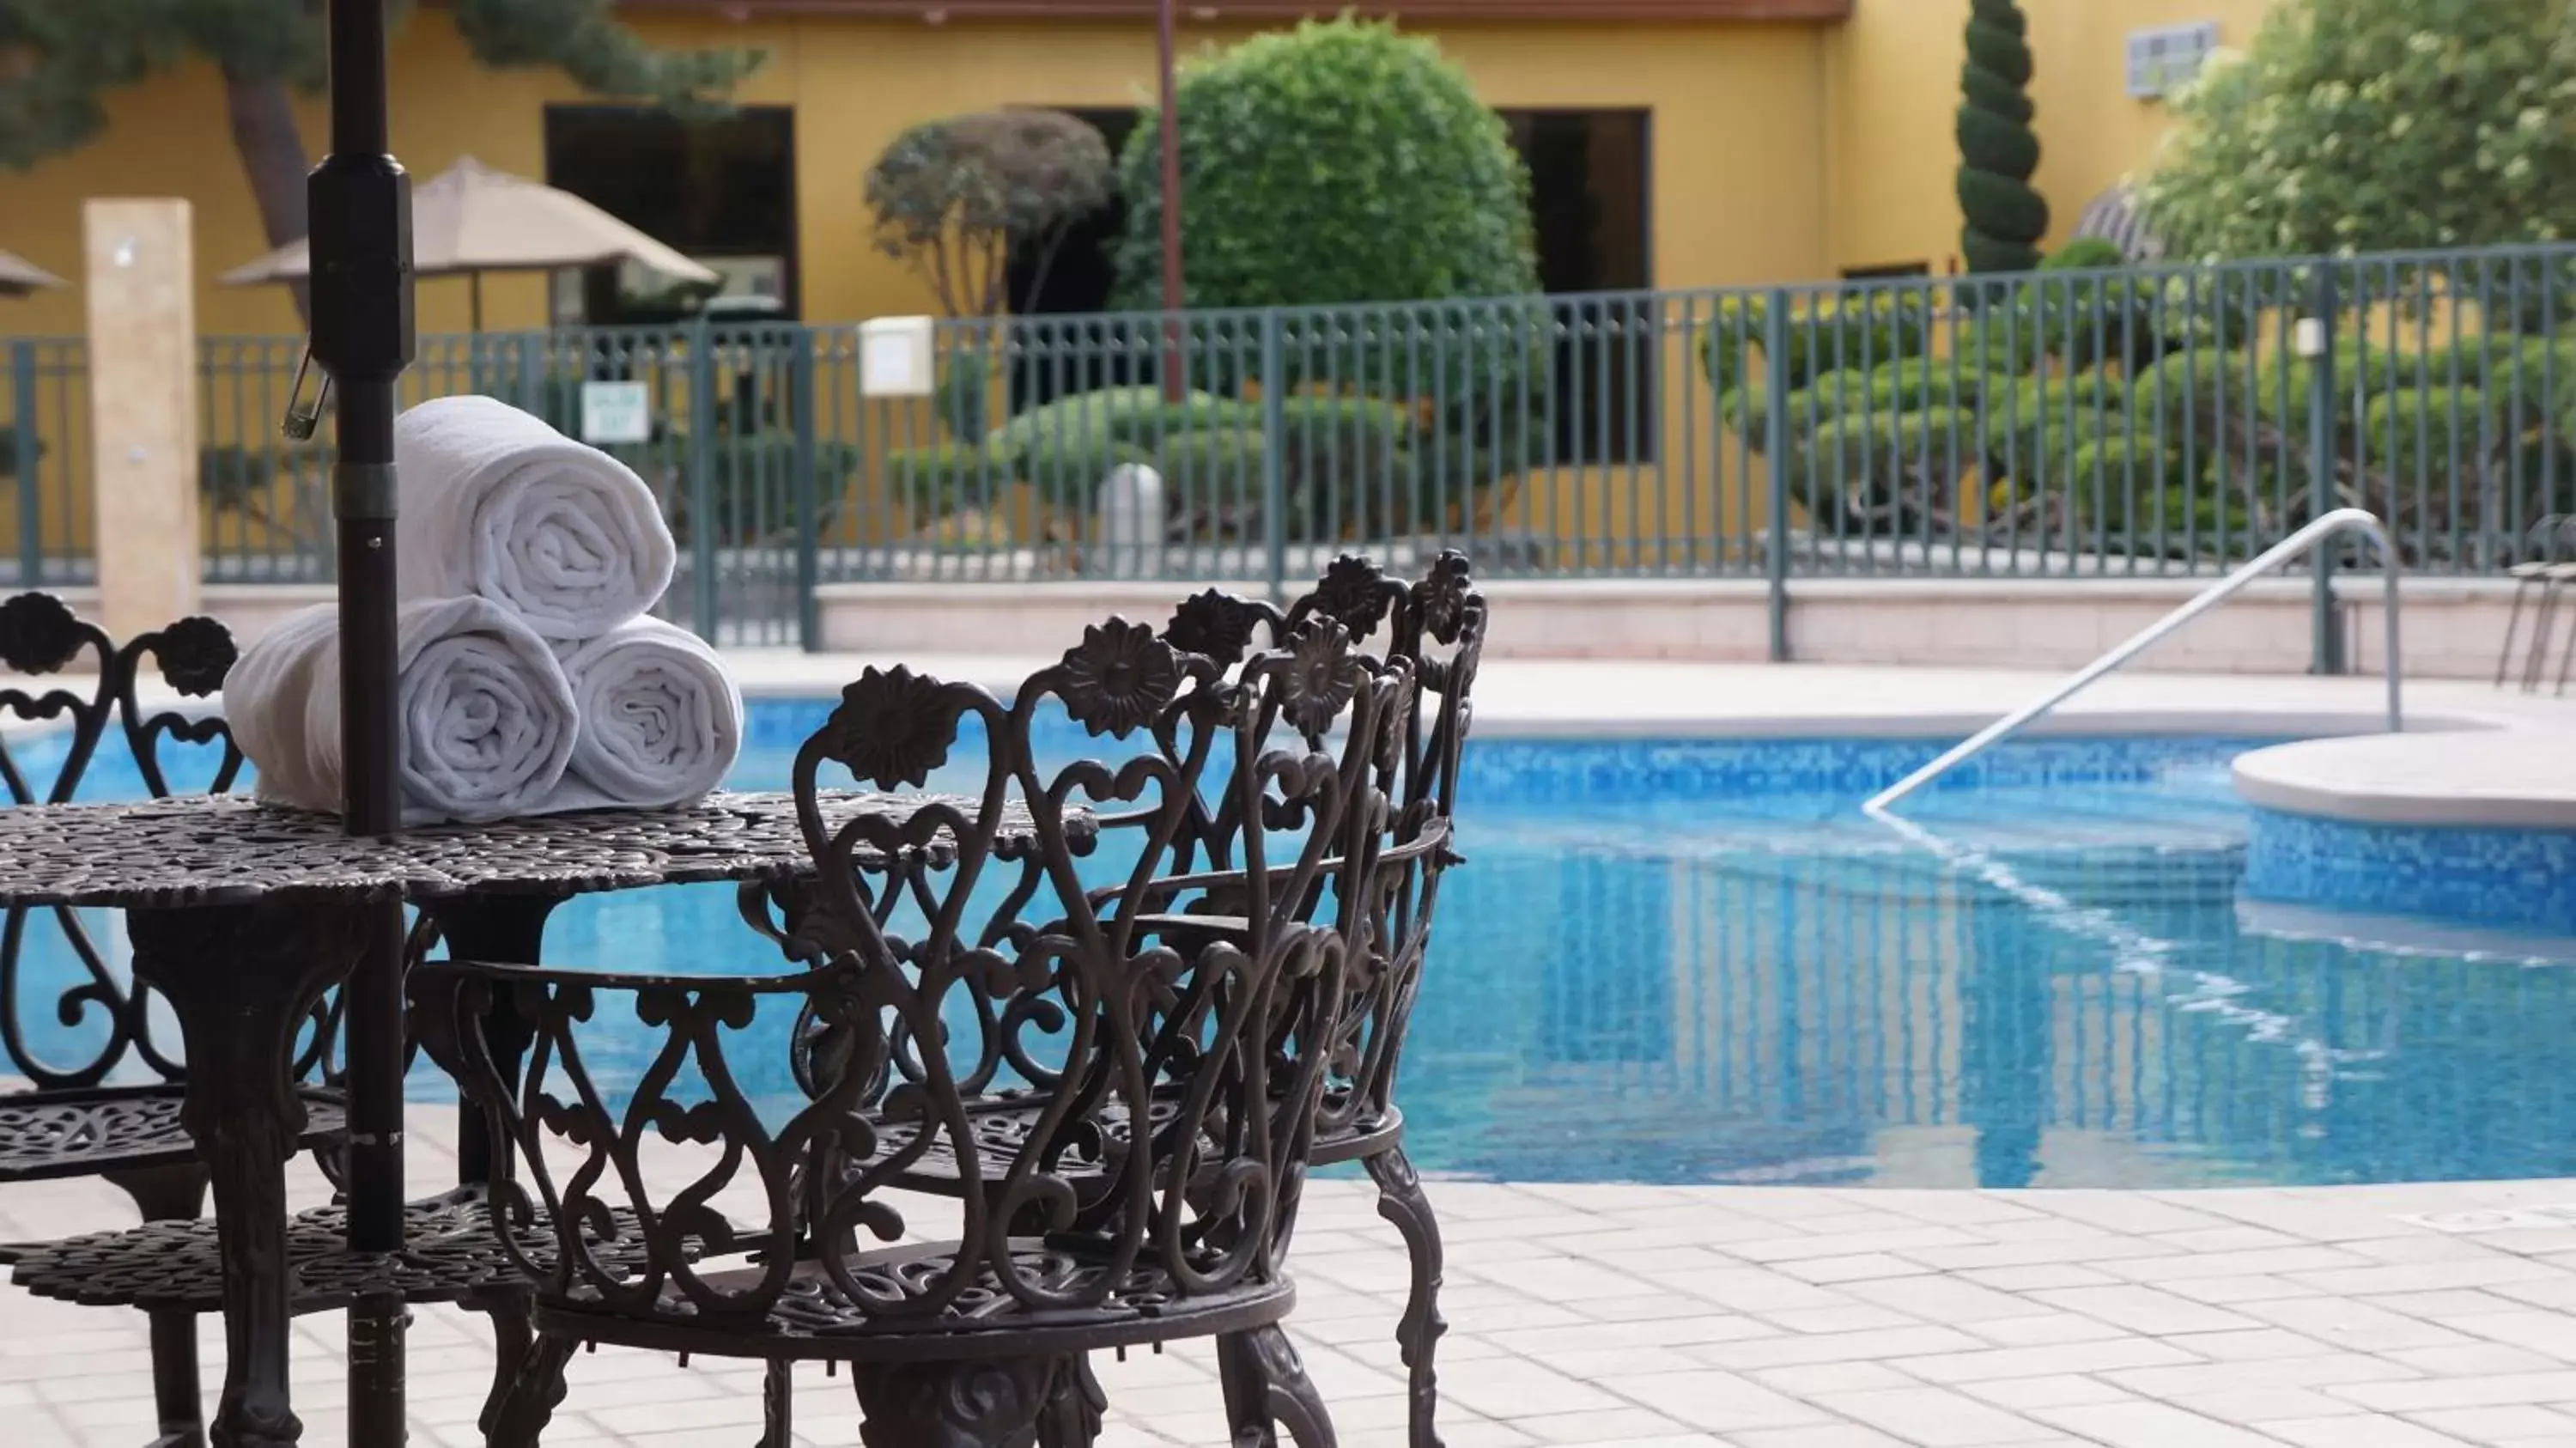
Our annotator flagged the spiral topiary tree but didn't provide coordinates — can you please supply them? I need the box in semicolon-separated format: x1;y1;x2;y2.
1957;0;2050;275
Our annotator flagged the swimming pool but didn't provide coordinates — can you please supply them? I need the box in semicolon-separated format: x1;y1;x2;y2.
18;703;2576;1191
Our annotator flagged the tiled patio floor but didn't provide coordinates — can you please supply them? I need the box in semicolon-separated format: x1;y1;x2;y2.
15;1110;2576;1445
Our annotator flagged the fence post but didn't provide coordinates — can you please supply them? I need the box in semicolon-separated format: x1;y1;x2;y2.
686;315;720;642
1260;307;1287;605
1764;288;1792;662
8;340;39;587
2306;266;2345;675
791;328;820;652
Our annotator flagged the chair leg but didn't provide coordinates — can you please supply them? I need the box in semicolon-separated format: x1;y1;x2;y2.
761;1360;793;1448
852;1355;1056;1448
486;1331;579;1448
107;1165;211;1448
1364;1146;1448;1448
472;1289;535;1444
1218;1325;1337;1448
1036;1355;1106;1448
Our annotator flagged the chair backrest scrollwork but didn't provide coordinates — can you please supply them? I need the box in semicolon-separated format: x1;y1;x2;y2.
0;593;246;1090
1157;552;1486;1139
421;615;1404;1329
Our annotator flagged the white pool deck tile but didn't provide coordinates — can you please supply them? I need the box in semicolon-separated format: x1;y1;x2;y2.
6;660;2576;1445
14;1118;2576;1445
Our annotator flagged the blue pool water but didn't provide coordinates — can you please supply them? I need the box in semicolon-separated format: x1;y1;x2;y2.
19;705;2576;1191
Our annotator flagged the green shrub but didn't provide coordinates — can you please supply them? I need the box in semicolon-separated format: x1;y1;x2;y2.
1018;435;1154;509
653;433;866;545
1976;374;2118;472
2042;238;2128;272
1157;429;1268;495
2059;437;2192;530
885;443;1016;520
935;362;996;442
993;386;1176;453
1779;405;1971;537
1950;313;2044;377
1701;291;1934;395
198;446;276;510
1112;16;1539;314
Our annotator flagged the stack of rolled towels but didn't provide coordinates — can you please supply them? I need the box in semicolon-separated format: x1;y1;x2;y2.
229;393;744;825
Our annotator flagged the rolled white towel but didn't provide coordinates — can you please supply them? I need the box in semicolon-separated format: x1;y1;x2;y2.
228;598;580;825
393;393;677;642
551;617;744;811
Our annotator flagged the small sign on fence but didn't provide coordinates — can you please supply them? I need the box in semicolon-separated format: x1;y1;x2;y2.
860;316;936;399
580;380;652;444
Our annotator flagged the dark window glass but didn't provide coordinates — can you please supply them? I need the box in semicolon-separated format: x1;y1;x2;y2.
542;105;799;325
1504;109;1654;466
1845;261;1932;280
1005;109;1142;409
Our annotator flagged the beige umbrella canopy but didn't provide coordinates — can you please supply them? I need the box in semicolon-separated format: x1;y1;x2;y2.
220;155;719;327
0;249;65;298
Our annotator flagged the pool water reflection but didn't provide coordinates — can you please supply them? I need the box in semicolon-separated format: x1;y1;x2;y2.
18;709;2576;1189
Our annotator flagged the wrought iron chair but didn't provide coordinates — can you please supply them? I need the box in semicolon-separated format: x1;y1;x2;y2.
750;552;1485;1447
0;592;344;1448
415;616;1406;1446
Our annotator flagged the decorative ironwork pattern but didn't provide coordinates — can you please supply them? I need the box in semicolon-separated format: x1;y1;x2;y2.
0;790;1081;910
6;1184;668;1314
411;607;1400;1394
0;1085;343;1185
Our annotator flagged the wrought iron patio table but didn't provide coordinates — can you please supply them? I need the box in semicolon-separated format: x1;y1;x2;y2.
0;788;1077;1448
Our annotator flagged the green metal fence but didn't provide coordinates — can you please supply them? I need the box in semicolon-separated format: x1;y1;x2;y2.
172;240;2576;648
0;338;93;587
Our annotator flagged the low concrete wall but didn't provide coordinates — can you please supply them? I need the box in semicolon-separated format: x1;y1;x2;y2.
815;575;2525;679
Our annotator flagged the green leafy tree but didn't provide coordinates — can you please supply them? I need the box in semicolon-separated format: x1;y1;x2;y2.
0;0;760;317
1958;0;2050;274
2143;0;2576;258
866;110;1115;319
1110;15;1540;310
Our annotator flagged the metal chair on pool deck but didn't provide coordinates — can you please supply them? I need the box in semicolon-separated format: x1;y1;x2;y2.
415;613;1409;1446
765;551;1487;1448
0;593;344;1448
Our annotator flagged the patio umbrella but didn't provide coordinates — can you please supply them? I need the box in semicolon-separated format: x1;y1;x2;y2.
0;249;64;297
221;154;717;329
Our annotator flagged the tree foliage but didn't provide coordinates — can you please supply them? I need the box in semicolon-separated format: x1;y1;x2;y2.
1110;15;1539;310
0;0;759;316
2142;0;2576;258
1958;0;2050;274
864;109;1115;319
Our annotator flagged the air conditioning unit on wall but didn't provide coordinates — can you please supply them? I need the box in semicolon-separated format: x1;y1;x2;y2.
2126;21;2220;100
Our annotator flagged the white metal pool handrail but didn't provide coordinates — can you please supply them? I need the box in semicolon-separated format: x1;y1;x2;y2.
1862;507;2403;817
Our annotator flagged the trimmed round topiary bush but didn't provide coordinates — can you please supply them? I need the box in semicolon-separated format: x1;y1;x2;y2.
1112;15;1540;313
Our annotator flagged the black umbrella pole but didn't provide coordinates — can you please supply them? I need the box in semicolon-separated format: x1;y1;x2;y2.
315;0;416;1439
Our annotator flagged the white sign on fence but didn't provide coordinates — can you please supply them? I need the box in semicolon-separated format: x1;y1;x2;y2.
580;380;653;444
860;316;936;399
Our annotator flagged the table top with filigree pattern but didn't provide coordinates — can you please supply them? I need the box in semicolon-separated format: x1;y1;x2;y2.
0;791;1084;910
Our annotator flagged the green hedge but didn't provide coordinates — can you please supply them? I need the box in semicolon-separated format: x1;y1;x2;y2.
1700;291;1933;395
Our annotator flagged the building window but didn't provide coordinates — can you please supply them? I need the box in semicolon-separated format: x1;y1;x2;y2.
541;105;799;325
1504;108;1654;467
2126;21;2221;100
1844;261;1931;281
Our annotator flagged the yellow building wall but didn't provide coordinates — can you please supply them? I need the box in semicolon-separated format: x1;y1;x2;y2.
0;10;1835;344
1827;0;2281;276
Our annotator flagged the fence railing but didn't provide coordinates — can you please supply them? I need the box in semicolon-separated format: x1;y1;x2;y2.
0;338;92;588
17;240;2576;647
